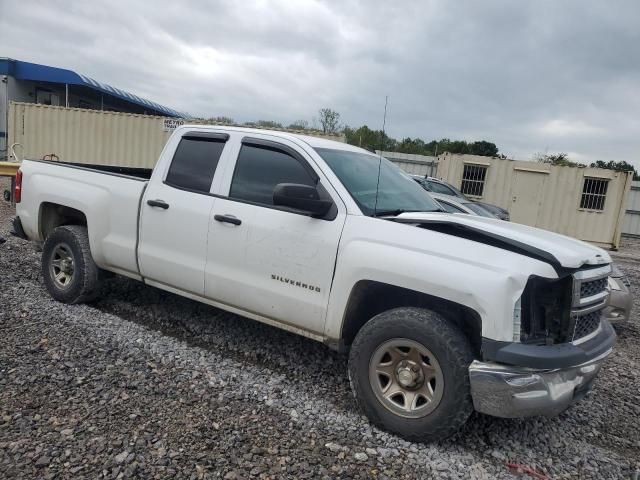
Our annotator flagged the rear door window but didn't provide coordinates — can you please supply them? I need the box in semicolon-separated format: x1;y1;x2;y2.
165;135;227;193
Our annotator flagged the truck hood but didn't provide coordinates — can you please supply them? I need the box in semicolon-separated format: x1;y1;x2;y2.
395;212;610;270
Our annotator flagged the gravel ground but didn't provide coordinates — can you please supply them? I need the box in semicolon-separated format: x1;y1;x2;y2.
1;177;639;479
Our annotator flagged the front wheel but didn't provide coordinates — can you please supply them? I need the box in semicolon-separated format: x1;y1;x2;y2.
348;307;474;442
42;225;101;304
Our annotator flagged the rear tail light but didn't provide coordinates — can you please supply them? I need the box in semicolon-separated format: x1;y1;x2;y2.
14;169;23;203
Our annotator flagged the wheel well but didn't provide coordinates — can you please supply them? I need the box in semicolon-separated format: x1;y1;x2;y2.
340;280;482;357
39;203;87;239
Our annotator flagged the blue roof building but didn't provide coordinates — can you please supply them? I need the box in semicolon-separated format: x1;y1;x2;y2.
1;58;186;155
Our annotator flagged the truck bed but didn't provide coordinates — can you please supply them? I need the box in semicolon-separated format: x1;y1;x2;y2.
17;158;150;279
31;159;153;180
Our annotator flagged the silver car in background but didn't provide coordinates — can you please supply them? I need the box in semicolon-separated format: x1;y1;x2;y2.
428;193;499;218
411;175;510;220
606;264;633;323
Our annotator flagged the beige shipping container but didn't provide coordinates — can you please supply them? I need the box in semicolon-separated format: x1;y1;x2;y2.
8;102;345;168
622;181;640;237
436;153;633;249
8;102;175;168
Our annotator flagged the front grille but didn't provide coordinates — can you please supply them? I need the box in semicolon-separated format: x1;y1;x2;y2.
572;311;601;341
570;266;609;342
580;277;607;298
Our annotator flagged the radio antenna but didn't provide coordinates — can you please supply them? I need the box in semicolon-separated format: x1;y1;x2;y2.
373;95;388;216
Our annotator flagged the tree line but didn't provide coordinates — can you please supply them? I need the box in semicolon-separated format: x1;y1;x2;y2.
206;109;501;157
204;108;638;178
342;125;500;157
536;153;639;180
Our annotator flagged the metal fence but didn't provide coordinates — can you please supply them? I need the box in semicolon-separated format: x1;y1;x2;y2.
622;181;640;237
377;151;437;176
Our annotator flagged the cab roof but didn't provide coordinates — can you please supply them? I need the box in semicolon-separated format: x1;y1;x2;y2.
180;124;369;153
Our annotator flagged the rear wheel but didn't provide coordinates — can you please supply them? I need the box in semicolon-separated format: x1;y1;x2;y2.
348;307;474;442
42;225;100;304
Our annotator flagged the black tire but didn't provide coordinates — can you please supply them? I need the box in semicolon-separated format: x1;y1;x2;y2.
42;225;101;304
348;307;474;442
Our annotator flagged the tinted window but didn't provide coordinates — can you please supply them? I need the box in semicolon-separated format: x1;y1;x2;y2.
230;144;316;205
165;137;226;192
426;180;457;196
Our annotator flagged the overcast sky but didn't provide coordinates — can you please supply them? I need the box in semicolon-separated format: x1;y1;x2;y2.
1;0;639;166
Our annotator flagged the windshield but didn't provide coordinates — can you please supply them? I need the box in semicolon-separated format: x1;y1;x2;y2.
316;148;442;216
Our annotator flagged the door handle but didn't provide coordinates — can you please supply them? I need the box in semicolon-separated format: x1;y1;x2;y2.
214;214;241;226
147;199;170;209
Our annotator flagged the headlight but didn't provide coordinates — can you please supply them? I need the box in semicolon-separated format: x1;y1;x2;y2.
608;277;621;291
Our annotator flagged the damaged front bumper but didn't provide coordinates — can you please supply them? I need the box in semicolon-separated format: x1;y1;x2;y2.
469;319;616;418
468;350;611;417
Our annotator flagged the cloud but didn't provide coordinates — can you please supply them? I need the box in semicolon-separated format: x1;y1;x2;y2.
1;0;638;167
537;119;605;138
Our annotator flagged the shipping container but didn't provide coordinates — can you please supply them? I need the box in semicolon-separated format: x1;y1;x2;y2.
8;102;171;168
622;181;640;237
435;153;632;249
380;150;631;249
7;102;344;168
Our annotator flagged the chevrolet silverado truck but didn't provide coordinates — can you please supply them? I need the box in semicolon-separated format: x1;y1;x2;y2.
12;126;616;441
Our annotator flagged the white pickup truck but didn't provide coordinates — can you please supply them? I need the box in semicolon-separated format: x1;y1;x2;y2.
12;126;616;441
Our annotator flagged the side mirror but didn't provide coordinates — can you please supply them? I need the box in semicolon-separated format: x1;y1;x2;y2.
273;183;333;217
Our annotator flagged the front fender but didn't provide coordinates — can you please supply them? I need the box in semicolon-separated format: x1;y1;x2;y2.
324;216;558;343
